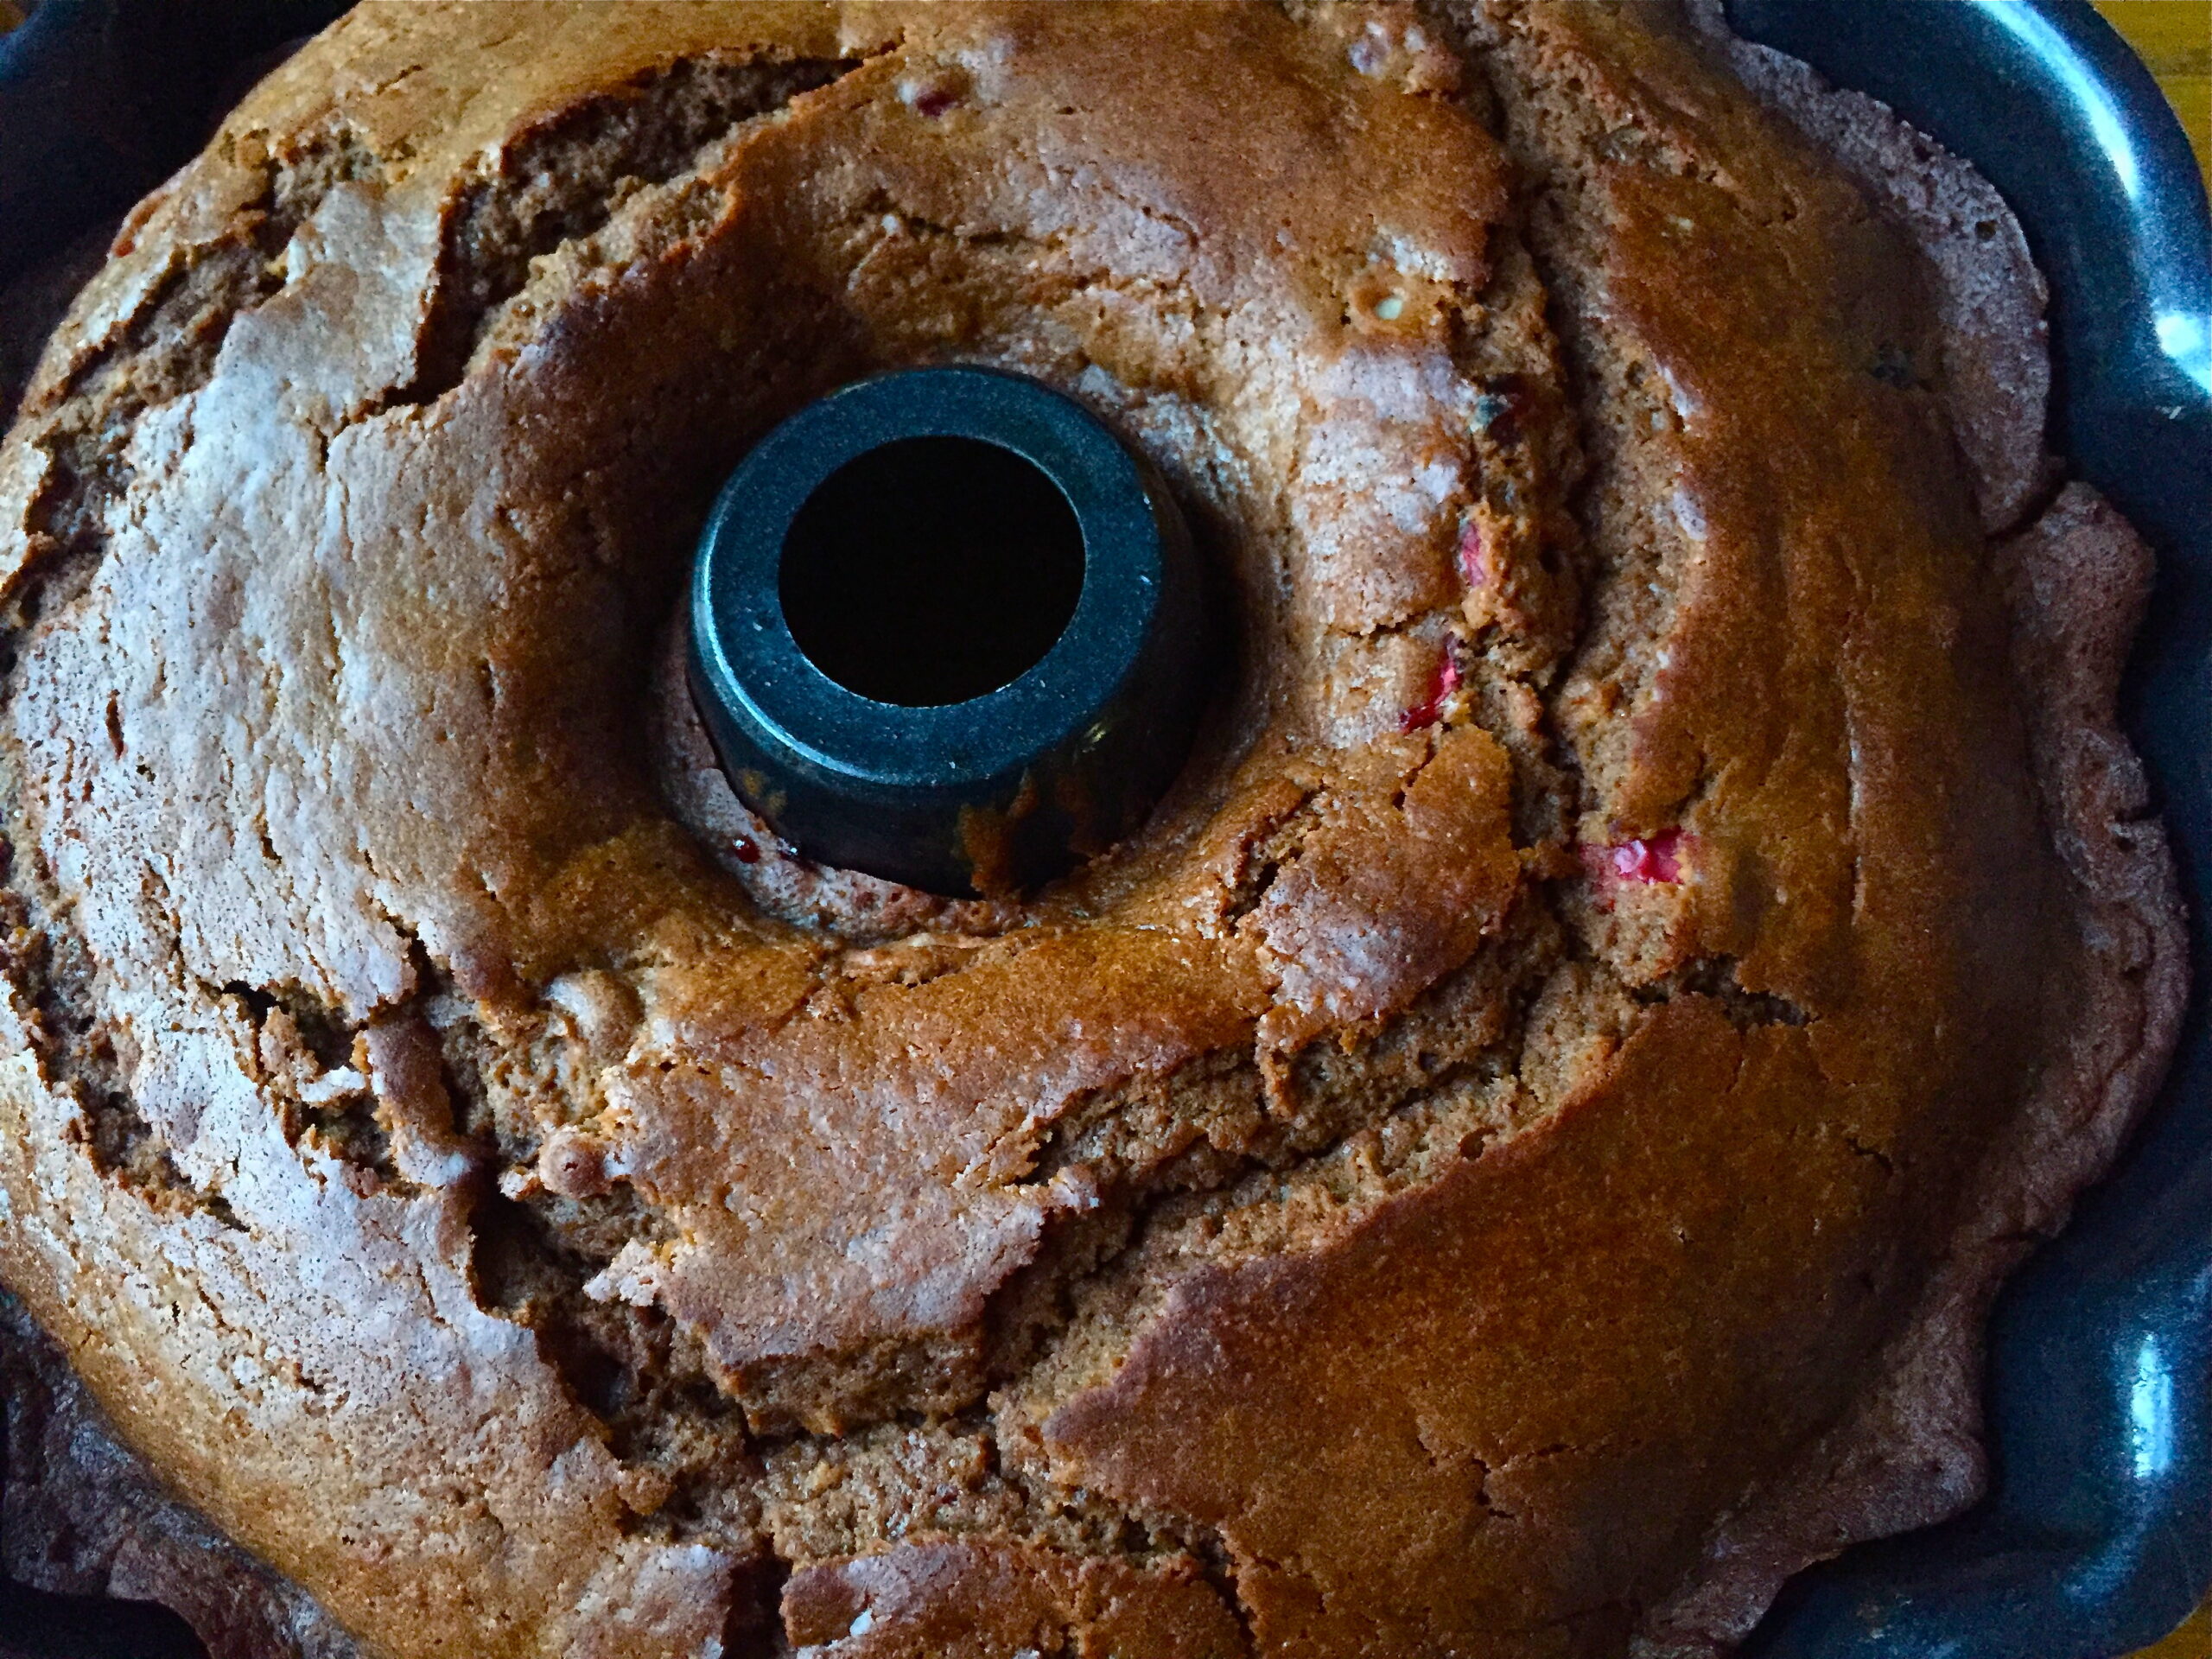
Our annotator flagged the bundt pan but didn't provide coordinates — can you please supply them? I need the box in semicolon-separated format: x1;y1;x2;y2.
0;2;2205;1656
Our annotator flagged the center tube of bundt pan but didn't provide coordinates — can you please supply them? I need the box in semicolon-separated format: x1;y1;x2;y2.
686;365;1207;899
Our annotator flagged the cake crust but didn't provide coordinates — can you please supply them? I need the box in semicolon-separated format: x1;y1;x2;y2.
0;4;2184;1657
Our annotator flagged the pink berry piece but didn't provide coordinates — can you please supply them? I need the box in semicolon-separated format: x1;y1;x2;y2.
1398;646;1462;733
1457;519;1489;588
1580;829;1689;888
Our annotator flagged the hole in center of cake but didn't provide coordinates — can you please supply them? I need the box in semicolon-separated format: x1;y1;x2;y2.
778;435;1084;708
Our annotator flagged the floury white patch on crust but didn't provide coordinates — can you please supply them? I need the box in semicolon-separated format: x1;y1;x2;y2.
0;4;2184;1657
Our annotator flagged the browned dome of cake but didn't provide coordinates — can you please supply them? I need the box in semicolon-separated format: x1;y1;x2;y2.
0;3;2184;1657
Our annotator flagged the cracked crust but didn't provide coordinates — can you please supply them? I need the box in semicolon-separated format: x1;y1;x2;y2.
0;3;2186;1657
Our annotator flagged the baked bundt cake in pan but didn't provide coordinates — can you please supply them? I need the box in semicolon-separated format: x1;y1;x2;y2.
0;3;2185;1655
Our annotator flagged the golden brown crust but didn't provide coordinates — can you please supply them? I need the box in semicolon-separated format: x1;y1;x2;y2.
0;4;2183;1657
1679;0;2057;536
1045;999;1911;1654
783;1540;1249;1658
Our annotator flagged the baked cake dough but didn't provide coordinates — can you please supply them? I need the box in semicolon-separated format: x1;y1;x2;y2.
0;3;2185;1656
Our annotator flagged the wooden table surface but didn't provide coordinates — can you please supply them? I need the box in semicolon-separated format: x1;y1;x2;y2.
0;0;2205;1653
